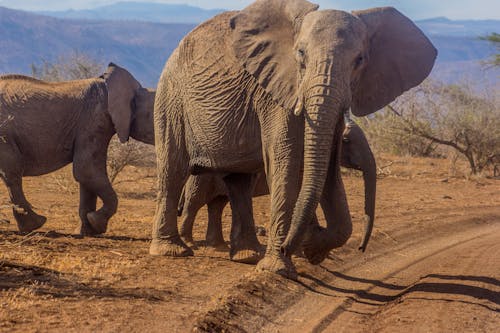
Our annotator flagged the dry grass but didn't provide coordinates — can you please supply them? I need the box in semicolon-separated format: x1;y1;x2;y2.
49;166;79;195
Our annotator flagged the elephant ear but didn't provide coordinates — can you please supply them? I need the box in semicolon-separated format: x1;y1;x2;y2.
230;0;319;111
351;7;437;116
101;63;142;143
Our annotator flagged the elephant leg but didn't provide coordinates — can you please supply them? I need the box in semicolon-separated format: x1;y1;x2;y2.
150;116;192;257
256;113;302;279
0;148;46;233
223;173;261;264
179;210;197;246
72;141;118;236
179;175;209;246
0;173;46;233
74;184;98;236
76;177;118;235
205;195;228;248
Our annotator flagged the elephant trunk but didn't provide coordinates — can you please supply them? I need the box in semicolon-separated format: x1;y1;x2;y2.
281;84;344;257
359;145;376;252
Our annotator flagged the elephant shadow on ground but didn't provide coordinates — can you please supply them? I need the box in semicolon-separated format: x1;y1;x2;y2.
99;234;150;242
298;268;500;312
189;240;267;263
0;229;149;243
118;190;156;201
0;229;81;240
0;261;171;302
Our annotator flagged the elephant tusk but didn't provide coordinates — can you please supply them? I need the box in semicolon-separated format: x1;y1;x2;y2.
293;98;304;116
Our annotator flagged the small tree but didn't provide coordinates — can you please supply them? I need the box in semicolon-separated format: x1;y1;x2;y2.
106;138;149;184
31;51;103;81
365;80;499;176
480;32;500;67
359;110;439;157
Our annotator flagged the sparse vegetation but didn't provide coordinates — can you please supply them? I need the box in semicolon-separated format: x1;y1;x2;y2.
480;32;500;67
359;80;499;176
107;138;155;184
30;51;103;81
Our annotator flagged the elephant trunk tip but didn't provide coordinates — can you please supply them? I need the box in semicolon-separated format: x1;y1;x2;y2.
358;214;374;252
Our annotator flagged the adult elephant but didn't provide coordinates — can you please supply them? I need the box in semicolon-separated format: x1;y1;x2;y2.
0;63;155;235
178;119;376;263
151;0;436;279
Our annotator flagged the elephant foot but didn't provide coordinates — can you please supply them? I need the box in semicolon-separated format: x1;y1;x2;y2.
292;248;306;258
180;233;200;250
86;211;109;235
230;235;262;264
211;242;229;252
302;226;331;265
180;233;195;247
206;236;227;249
179;225;194;243
303;248;329;265
256;254;297;280
230;248;262;265
74;221;99;237
150;237;194;257
14;208;47;233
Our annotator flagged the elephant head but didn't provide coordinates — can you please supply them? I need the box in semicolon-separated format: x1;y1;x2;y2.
100;63;155;145
341;118;376;252
130;87;155;145
231;0;436;263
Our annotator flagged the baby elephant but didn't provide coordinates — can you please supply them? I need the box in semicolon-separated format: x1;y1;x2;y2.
178;120;376;263
0;63;154;235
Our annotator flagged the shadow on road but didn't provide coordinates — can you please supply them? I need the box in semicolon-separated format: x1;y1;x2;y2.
0;260;171;302
299;269;500;312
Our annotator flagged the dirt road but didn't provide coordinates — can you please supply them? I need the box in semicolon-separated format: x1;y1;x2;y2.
1;156;499;332
263;216;499;333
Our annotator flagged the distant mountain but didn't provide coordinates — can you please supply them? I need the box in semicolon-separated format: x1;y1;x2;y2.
0;6;498;89
0;6;194;86
37;2;224;24
415;17;499;87
416;17;499;37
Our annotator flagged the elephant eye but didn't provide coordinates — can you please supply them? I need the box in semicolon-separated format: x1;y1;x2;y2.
297;49;306;65
354;55;364;69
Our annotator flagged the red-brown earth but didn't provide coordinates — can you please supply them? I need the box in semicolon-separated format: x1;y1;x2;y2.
1;155;498;332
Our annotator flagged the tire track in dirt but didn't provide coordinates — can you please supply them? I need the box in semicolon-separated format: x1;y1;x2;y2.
308;226;500;333
194;210;499;332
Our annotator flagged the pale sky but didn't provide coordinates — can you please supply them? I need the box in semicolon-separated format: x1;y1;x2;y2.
0;0;499;20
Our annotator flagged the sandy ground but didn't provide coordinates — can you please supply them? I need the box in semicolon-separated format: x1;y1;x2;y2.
0;155;499;332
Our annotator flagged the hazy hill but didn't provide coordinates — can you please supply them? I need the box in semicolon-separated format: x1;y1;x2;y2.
0;6;498;88
416;17;499;87
0;6;194;86
37;2;223;24
417;17;499;37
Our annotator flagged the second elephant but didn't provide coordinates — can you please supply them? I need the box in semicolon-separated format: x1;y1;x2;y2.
178;120;376;263
0;63;154;235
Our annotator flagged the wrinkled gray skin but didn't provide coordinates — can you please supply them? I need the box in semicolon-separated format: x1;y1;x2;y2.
152;0;436;279
178;120;376;263
0;63;154;235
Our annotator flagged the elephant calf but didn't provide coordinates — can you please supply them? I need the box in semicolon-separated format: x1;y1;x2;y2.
178;120;376;263
0;63;154;235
